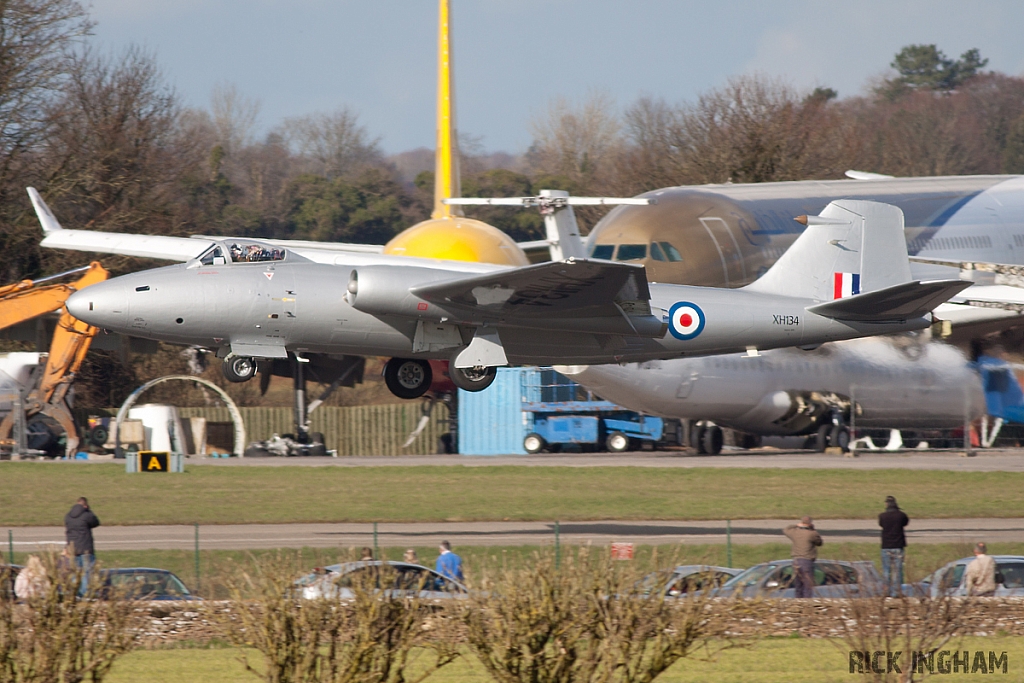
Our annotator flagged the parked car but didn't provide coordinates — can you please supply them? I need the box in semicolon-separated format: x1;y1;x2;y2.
297;561;468;600
714;559;889;598
921;555;1024;597
0;564;22;600
100;568;200;600
641;565;742;596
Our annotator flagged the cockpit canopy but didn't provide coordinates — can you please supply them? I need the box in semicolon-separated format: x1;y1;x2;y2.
197;240;288;266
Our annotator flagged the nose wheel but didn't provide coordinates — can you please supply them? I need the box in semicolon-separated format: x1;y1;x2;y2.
383;358;433;399
223;355;257;383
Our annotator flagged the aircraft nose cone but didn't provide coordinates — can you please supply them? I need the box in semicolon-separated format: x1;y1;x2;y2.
66;281;128;329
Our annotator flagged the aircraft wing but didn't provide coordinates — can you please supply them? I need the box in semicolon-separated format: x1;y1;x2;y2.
411;258;665;336
30;187;388;262
806;279;972;322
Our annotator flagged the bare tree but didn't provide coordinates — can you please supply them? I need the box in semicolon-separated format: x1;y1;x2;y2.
527;91;621;191
283;107;382;178
210;82;261;155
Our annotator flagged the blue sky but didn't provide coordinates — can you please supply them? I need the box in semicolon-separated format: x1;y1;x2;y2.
90;0;1024;154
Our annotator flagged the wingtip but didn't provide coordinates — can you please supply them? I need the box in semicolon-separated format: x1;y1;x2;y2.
26;187;62;233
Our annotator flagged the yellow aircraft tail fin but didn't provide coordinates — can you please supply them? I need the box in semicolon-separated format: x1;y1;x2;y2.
432;0;462;219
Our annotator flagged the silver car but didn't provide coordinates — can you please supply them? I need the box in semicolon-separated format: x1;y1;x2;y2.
297;561;467;600
715;559;883;598
922;555;1024;597
641;565;742;596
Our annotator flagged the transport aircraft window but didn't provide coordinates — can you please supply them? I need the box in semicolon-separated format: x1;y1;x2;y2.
615;244;647;261
590;244;614;259
199;246;227;266
650;242;667;261
659;241;683;262
227;241;286;263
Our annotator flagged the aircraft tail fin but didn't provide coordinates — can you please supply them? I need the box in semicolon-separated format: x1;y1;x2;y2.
744;199;913;301
431;0;461;219
27;187;63;234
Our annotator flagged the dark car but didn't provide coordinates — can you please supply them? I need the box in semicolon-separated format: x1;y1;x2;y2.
922;555;1024;597
297;561;468;600
100;568;200;601
641;565;742;596
0;564;22;600
715;559;886;598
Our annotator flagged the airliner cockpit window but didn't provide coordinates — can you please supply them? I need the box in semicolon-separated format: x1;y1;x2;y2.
590;244;614;259
650;242;667;261
659;241;683;262
227;241;286;263
616;244;647;261
199;245;227;266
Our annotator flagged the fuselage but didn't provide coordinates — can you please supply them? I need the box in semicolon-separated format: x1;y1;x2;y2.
558;336;986;436
64;238;935;368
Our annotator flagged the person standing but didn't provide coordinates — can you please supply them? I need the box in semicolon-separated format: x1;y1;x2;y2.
878;495;909;596
784;517;823;598
14;555;49;599
64;497;100;591
435;540;464;582
964;542;998;596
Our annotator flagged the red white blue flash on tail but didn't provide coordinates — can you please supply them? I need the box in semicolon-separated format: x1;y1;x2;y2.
668;302;706;340
833;272;861;299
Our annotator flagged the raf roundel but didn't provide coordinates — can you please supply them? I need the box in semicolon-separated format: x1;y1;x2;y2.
668;301;706;340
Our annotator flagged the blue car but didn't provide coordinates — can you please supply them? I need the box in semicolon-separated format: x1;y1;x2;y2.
100;568;200;601
714;559;886;598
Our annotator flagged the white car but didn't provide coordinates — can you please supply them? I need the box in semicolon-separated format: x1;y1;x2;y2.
921;555;1024;597
296;561;467;600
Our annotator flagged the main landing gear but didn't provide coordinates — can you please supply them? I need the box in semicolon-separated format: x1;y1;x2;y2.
222;355;257;383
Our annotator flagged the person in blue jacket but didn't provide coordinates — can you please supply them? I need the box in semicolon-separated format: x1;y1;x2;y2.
434;540;464;582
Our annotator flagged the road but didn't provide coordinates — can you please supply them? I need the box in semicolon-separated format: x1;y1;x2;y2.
4;518;1022;551
180;450;1024;471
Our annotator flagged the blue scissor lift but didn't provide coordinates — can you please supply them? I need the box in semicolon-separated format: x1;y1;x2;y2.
520;369;668;453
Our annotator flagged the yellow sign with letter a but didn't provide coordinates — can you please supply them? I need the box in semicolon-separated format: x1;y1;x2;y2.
139;451;168;472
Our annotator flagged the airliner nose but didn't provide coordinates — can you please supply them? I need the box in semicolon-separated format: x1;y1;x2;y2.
66;281;128;330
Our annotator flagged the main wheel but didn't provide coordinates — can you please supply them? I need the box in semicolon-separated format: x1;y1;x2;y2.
523;432;546;454
450;365;497;392
690;424;707;454
606;431;631;453
814;424;831;452
831;425;850;451
701;425;723;455
223;356;257;383
383;358;433;399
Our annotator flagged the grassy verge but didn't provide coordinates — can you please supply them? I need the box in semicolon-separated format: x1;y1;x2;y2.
105;637;1024;683
8;541;1022;599
3;463;1024;526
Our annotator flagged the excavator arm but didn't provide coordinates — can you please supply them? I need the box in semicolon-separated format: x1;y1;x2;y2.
0;262;108;457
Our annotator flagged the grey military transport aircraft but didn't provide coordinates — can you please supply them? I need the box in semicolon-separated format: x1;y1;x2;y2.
50;191;968;398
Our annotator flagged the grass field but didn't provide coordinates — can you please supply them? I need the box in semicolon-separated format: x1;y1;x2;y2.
2;462;1023;526
8;541;1023;598
105;637;1024;683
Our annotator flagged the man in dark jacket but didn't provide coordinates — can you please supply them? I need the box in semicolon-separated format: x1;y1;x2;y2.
878;495;909;596
65;497;100;591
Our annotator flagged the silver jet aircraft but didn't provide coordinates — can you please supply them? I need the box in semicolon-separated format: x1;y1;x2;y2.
56;197;968;397
557;336;986;453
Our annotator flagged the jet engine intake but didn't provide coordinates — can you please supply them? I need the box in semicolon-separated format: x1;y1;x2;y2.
347;266;455;318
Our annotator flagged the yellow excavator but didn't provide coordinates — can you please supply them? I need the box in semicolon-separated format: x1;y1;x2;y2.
0;262;108;457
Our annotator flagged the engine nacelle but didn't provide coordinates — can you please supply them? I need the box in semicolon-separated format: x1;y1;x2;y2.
346;265;456;318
